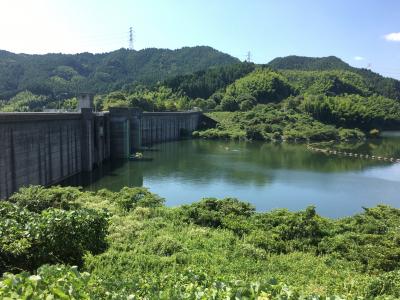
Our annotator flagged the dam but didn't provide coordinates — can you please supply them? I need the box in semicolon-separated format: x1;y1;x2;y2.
0;95;201;199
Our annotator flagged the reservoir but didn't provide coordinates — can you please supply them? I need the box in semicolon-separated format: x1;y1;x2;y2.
62;136;400;218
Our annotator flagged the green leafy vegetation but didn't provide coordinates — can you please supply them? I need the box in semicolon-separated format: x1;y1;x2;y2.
195;105;366;142
0;265;92;299
190;64;400;141
0;197;108;274
164;62;255;99
267;55;400;100
96;86;191;111
281;70;370;96
0;91;49;112
1;186;400;298
301;94;400;130
267;55;353;71
0;47;238;100
224;69;294;104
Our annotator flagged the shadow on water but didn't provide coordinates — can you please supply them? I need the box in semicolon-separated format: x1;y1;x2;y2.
60;159;144;191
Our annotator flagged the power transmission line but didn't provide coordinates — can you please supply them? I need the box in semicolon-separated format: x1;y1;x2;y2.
129;27;134;50
246;51;251;62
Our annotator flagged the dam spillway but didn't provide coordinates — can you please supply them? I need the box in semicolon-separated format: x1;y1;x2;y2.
0;107;201;199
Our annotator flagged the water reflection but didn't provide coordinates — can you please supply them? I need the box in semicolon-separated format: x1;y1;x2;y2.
61;138;400;218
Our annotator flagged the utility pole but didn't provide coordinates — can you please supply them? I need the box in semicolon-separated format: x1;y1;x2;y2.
129;27;134;50
246;51;251;62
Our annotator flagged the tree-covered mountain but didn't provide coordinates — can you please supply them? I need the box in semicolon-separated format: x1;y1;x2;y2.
164;62;256;99
0;46;239;99
179;57;400;142
267;55;352;71
267;55;400;100
3;51;400;141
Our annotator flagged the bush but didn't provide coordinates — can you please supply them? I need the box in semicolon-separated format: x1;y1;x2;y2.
3;187;400;298
318;232;400;271
0;201;108;273
237;93;257;111
220;96;239;111
225;69;295;103
32;208;109;268
252;206;331;252
245;230;287;253
239;99;256;111
0;202;34;273
182;198;255;229
8;185;82;212
366;269;400;298
113;187;164;212
150;236;184;256
0;265;92;299
338;128;365;141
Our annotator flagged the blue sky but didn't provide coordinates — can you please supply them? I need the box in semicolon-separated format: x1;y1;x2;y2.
1;0;400;78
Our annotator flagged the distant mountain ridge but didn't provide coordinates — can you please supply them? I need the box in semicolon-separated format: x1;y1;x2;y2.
267;55;400;100
1;50;400;103
0;46;239;99
267;55;352;71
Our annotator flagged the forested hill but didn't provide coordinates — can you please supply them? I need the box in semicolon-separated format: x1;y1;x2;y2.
267;55;400;100
0;46;239;99
268;55;352;71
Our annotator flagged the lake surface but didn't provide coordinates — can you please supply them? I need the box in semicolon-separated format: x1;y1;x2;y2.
62;137;400;218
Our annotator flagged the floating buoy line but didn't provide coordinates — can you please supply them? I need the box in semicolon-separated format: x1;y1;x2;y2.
307;144;400;163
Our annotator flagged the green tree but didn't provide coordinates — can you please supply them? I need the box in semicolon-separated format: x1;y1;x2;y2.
220;96;239;111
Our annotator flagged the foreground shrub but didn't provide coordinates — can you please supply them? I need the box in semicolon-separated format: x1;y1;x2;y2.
112;187;164;212
319;232;400;272
3;187;400;298
0;265;352;299
366;269;400;298
0;202;108;273
0;265;91;299
150;235;184;256
249;206;332;253
182;197;255;229
8;185;82;212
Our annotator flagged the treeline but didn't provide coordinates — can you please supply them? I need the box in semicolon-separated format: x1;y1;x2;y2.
0;91;78;112
268;55;400;100
1;185;400;298
0;46;238;99
302;94;400;130
164;62;255;99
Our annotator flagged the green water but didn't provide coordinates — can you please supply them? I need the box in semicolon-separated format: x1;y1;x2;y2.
63;137;400;217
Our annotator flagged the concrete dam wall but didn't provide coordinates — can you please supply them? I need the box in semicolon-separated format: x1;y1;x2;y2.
109;108;201;158
0;108;200;199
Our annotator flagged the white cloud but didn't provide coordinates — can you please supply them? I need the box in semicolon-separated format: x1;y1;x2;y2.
354;56;364;61
384;32;400;42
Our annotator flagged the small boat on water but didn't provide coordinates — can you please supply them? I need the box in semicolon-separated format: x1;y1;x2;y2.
129;152;153;161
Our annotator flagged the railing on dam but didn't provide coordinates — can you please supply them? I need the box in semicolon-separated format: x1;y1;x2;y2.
0;108;201;199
